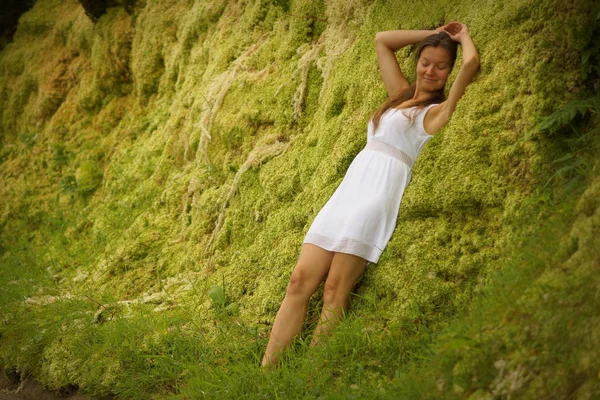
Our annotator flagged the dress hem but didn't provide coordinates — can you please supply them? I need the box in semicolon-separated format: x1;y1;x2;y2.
302;233;381;264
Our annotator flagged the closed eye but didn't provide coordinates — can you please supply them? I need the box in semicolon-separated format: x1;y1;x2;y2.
420;59;448;70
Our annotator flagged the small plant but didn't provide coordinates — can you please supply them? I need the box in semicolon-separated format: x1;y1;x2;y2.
208;283;240;315
531;96;600;138
52;142;70;169
60;175;77;193
208;285;227;309
75;161;102;195
530;96;600;190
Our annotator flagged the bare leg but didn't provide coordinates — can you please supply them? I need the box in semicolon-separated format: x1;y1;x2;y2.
310;252;368;346
261;244;334;367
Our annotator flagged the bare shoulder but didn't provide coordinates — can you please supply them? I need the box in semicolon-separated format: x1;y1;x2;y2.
423;101;452;136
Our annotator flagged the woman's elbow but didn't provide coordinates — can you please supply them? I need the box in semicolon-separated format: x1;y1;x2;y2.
375;31;391;44
472;52;481;64
463;56;480;71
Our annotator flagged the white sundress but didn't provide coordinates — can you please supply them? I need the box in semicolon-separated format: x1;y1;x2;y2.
302;104;438;264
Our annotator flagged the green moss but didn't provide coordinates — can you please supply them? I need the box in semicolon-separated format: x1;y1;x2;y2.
75;161;102;195
288;0;326;47
1;0;599;397
326;83;346;119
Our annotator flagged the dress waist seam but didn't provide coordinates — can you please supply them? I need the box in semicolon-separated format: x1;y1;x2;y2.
364;140;414;168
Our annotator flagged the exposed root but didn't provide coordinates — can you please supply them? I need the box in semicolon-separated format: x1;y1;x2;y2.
276;25;356;122
195;34;269;164
316;30;353;104
175;34;270;240
291;37;325;121
178;174;201;238
207;134;290;250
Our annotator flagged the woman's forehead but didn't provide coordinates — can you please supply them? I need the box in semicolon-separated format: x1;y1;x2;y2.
420;47;451;63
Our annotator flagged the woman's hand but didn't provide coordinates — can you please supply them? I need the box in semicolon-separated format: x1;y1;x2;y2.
443;20;470;43
434;24;448;34
434;20;456;34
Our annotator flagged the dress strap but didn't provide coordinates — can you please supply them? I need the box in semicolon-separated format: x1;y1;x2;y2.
364;140;414;168
416;103;439;136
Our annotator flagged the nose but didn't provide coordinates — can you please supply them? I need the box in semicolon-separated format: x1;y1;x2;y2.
425;65;436;76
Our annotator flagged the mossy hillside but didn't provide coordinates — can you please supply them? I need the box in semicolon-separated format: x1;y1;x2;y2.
0;0;598;397
386;171;600;399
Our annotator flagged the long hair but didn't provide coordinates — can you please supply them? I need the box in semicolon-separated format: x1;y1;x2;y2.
371;31;458;133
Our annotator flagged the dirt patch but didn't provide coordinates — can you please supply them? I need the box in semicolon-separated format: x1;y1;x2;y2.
0;374;89;400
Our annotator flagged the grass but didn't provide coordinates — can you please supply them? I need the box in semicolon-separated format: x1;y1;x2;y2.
0;0;599;398
1;170;598;399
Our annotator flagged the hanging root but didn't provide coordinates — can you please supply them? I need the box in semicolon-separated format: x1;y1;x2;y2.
196;34;269;164
206;134;290;251
292;37;326;121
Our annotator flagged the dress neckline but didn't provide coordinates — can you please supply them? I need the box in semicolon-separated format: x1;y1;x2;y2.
391;105;417;111
391;103;439;111
385;105;419;116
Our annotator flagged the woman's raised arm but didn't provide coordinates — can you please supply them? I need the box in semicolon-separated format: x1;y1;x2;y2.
375;29;440;98
428;22;480;133
444;22;479;113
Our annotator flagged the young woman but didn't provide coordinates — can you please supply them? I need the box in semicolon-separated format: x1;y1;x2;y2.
262;20;479;367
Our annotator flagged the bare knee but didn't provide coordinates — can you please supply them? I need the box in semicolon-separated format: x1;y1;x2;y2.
322;277;348;308
286;268;317;299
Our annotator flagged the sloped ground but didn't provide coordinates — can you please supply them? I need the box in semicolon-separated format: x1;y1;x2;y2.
0;0;598;398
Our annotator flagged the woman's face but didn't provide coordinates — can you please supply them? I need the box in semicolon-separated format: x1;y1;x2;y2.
416;46;452;92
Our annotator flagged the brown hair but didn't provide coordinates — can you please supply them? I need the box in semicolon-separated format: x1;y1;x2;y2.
371;31;458;133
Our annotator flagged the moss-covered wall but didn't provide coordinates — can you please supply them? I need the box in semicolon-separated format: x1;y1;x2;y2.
0;0;598;397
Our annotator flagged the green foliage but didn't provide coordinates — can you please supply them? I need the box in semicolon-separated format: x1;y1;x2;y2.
208;285;227;309
529;96;600;138
0;0;599;398
60;175;77;193
326;83;347;118
289;0;326;47
75;161;103;195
